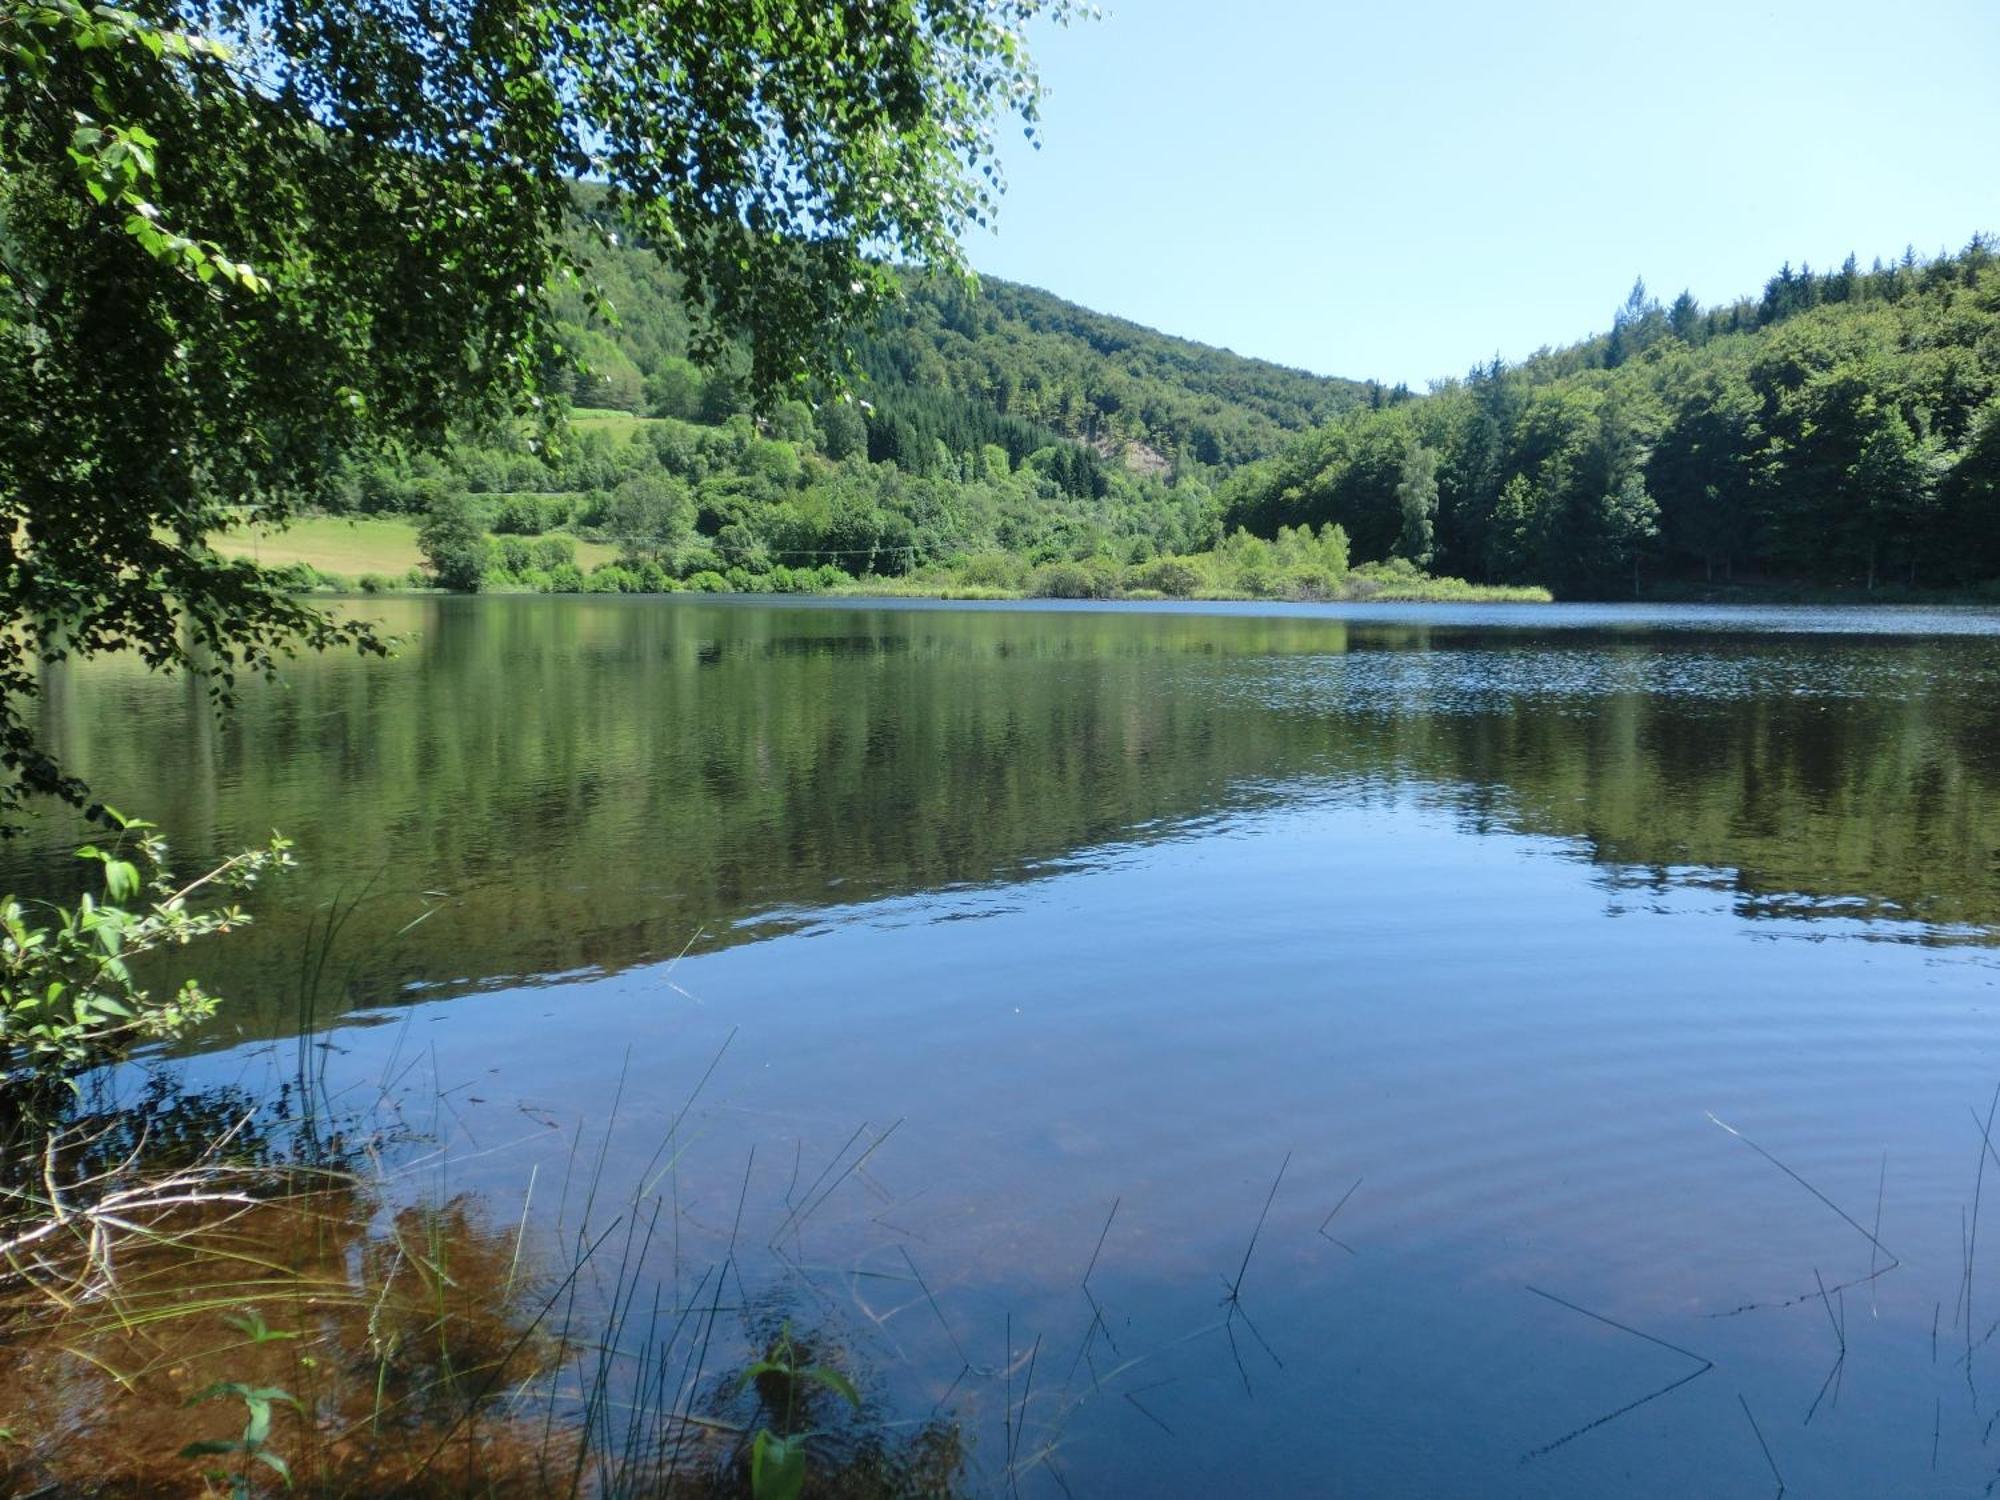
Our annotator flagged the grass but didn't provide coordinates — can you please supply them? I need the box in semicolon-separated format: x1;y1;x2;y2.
211;515;619;584
567;406;653;437
828;577;1554;605
212;516;428;578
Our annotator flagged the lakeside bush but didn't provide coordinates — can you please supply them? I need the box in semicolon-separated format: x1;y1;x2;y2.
1027;558;1119;599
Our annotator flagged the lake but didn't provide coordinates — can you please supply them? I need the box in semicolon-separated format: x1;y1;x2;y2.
17;595;2000;1495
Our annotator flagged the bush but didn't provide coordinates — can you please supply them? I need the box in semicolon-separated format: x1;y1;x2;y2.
493;535;537;575
585;564;640;593
357;572;394;594
1128;556;1204;598
686;570;731;593
1;814;288;1120
491;495;569;535
1027;560;1118;599
542;562;585;593
955;551;1027;591
530;535;576;570
672;543;727;579
418;490;489;592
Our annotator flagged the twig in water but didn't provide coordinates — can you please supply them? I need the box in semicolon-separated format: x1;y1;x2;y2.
1003;1312;1013;1482
1319;1175;1363;1255
899;1244;969;1368
1522;1365;1711;1464
766;1121;868;1245
1706;1112;1899;1271
1009;1332;1042;1473
1222;1318;1255;1399
1082;1197;1119;1289
1520;1286;1713;1463
1223;1151;1291;1312
1125;1389;1176;1436
1973;1088;2000;1357
1739;1394;1784;1496
1813;1269;1845;1352
1871;1150;1886;1319
769;1118;903;1246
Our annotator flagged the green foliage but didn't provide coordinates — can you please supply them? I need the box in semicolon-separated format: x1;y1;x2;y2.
1224;238;2000;595
0;814;288;1113
608;473;697;564
736;1323;862;1500
490;496;571;536
179;1362;302;1499
1028;559;1119;599
0;0;1078;819
416;493;489;593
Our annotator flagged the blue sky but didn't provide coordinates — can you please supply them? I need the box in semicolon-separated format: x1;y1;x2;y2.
968;0;2000;388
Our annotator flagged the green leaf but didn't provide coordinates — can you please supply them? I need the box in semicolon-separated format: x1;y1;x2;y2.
253;1448;293;1485
102;858;139;901
749;1429;807;1500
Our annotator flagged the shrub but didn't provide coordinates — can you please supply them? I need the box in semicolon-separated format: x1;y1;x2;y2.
530;535;576;570
357;572;394;594
1128;556;1204;598
1;814;288;1117
686;570;731;593
491;495;569;535
417;490;489;592
493;535;537;575
956;551;1027;591
542;563;585;593
584;564;639;593
1027;560;1117;599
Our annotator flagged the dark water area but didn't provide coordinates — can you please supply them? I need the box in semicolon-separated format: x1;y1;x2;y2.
17;596;2000;1495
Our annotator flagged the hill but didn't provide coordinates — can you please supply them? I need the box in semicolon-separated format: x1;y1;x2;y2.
307;230;1997;604
545;228;1370;475
1222;237;2000;596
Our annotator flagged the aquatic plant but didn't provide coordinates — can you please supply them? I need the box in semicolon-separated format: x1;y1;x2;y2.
0;812;289;1128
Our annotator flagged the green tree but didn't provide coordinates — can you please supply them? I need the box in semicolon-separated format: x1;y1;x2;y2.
817;400;870;462
1395;441;1439;566
609;474;697;565
0;0;1071;817
418;492;490;593
646;359;706;422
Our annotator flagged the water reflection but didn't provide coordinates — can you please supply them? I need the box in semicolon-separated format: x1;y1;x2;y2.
10;598;2000;1036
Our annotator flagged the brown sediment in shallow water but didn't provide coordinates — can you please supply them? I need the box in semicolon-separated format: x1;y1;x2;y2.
0;1189;576;1498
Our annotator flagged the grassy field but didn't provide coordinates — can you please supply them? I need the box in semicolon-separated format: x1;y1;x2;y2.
213;515;618;581
212;515;426;576
568;406;652;437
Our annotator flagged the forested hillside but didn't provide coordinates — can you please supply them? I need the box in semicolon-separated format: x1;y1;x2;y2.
1224;238;2000;595
305;228;1402;594
544;228;1367;475
306;232;1998;603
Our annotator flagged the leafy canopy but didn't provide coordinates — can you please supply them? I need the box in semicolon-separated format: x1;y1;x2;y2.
0;0;1075;817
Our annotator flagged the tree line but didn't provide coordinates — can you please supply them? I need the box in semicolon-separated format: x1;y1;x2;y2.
1224;237;2000;595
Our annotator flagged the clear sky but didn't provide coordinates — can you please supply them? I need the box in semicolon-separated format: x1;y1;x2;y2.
968;0;2000;389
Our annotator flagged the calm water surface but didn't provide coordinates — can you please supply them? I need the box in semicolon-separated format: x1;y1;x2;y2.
22;596;2000;1495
